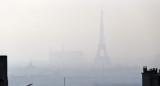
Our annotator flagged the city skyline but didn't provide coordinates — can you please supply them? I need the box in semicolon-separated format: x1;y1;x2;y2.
0;0;159;67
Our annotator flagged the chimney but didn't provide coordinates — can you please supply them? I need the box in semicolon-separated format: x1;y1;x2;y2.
143;66;147;73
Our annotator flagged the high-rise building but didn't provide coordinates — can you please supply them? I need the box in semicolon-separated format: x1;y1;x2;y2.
142;66;160;86
0;55;8;86
95;11;110;64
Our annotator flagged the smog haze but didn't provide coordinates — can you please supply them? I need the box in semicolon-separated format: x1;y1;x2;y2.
0;0;160;67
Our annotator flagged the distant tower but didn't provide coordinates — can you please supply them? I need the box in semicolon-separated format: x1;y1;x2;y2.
0;55;8;86
29;60;33;67
95;11;110;64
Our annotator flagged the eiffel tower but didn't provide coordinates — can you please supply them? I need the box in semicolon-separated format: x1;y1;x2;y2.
95;11;110;64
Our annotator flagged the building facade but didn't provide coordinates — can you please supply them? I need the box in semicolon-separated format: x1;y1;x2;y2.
142;66;160;86
0;55;8;86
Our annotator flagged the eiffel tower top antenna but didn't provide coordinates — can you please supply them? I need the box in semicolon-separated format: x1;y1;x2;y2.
100;10;104;43
100;10;106;47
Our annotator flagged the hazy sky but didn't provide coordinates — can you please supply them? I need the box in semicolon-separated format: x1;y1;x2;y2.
0;0;160;66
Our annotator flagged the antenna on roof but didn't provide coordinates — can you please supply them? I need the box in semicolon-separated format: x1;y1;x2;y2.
64;77;65;86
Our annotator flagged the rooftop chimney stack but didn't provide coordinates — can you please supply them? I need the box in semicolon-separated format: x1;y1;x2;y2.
143;66;147;73
142;66;160;86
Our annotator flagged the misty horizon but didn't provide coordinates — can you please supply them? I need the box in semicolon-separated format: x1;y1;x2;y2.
0;0;160;86
0;0;159;67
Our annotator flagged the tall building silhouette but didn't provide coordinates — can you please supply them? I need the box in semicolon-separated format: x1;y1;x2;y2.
0;55;8;86
95;11;110;64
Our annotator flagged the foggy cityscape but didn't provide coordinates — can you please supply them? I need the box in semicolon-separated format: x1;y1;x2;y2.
0;0;160;86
